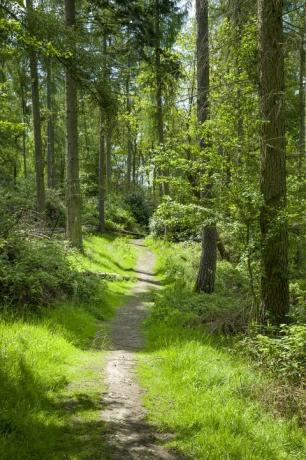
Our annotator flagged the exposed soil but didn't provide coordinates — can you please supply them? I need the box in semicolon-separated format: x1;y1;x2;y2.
101;240;182;459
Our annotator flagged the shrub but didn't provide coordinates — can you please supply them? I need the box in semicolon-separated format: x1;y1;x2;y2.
45;189;66;229
124;191;153;226
150;197;206;241
0;233;100;309
238;325;306;383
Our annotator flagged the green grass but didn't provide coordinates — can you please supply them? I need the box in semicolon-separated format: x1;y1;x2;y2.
0;234;136;459
138;239;306;460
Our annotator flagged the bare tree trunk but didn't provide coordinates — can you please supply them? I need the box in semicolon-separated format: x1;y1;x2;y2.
106;115;112;191
19;63;27;179
26;0;45;214
195;0;217;294
155;0;169;196
298;3;305;174
46;58;55;188
98;107;106;232
126;65;132;188
296;3;306;269
258;0;289;323
65;0;82;248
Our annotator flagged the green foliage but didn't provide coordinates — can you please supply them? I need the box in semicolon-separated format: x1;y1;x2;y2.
0;234;136;458
0;234;98;309
124;191;153;227
139;312;306;459
106;194;137;231
150;198;206;241
147;237;251;332
238;325;306;383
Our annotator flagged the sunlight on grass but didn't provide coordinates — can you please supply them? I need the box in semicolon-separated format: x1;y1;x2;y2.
138;323;306;459
0;234;136;459
138;239;306;459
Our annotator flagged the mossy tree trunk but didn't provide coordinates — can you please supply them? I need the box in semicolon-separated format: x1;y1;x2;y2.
65;0;82;249
258;0;289;323
26;0;46;215
195;0;217;294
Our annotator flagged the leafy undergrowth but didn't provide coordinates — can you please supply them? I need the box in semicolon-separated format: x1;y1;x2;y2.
0;234;136;459
138;239;306;459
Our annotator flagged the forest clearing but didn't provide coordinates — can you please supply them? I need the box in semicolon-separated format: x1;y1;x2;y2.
0;0;305;459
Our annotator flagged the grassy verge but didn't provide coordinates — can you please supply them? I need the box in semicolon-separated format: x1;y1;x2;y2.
0;234;136;459
138;239;306;459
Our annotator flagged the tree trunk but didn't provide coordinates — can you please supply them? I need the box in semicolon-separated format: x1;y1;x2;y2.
195;0;217;294
298;3;305;174
98;107;106;232
19;64;27;179
26;0;45;214
155;0;169;196
46;58;55;188
65;0;82;248
258;0;289;323
126;66;133;188
106;115;112;191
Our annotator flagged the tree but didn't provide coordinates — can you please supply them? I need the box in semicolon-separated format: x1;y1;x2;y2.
258;0;289;323
194;0;217;294
65;0;82;248
46;58;55;188
26;0;46;214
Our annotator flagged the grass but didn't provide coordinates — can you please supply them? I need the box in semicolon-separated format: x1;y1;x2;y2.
137;238;306;460
0;234;136;459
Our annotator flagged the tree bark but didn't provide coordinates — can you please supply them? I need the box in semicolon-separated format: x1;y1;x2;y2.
258;0;289;323
155;0;169;196
46;58;55;188
65;0;82;248
126;64;133;188
106;115;112;191
195;0;217;294
298;3;305;174
98;107;106;232
19;63;27;179
26;0;45;214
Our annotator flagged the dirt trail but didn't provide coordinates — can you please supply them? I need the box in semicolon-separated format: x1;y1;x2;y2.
102;240;181;460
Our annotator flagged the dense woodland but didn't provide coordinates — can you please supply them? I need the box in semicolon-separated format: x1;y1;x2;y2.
0;0;305;458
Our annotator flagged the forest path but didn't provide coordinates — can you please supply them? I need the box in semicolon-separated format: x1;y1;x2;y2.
102;240;182;460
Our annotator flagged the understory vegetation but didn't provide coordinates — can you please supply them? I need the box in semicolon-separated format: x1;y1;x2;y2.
138;239;306;459
0;235;135;459
1;0;305;457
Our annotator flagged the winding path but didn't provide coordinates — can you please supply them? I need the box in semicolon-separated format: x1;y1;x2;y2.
101;240;181;459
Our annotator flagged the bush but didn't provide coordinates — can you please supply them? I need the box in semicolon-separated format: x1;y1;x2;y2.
150;197;206;241
0;233;100;309
124;191;153;226
45;189;66;229
238;325;306;383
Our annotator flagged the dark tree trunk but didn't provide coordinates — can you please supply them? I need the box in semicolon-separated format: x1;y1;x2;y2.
46;58;55;188
155;0;169;196
298;3;305;174
126;66;132;188
26;0;45;214
106;115;112;191
65;0;82;248
19;64;27;179
258;0;289;323
98;107;106;232
195;0;217;294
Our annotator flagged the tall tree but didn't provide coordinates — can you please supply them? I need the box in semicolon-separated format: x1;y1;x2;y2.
195;0;217;294
65;0;82;248
26;0;46;214
258;0;289;323
298;2;305;174
46;58;55;188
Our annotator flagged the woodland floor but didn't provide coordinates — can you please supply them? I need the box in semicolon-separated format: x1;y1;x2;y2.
102;240;183;459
